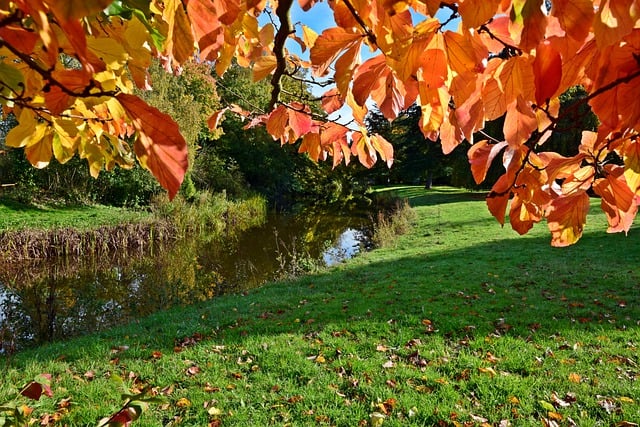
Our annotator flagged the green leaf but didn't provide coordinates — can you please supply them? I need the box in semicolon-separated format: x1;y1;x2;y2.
0;61;25;98
539;400;555;412
123;0;151;15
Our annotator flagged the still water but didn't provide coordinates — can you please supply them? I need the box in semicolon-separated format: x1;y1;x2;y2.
0;206;371;350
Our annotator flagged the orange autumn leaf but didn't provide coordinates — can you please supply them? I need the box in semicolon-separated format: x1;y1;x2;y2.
546;191;590;247
468;140;508;184
458;0;502;29
568;372;582;383
310;27;364;77
117;93;188;200
593;165;638;234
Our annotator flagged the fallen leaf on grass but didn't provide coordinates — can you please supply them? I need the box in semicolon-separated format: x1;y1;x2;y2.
287;395;304;404
540;417;559;427
470;413;488;423
547;411;563;421
568;372;581;383
382;360;395;369
484;352;500;364
478;367;496;377
20;374;53;400
207;406;222;416
551;392;575;408
186;366;201;376
375;398;396;415
369;412;386;426
597;396;619;414
176;397;191;408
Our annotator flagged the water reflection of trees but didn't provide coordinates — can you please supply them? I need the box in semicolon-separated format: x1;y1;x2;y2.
0;205;371;350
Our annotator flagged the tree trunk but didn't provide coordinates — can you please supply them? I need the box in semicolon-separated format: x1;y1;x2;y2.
424;170;433;189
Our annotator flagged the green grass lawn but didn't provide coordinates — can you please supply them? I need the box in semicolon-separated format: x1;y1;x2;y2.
1;187;638;426
0;199;151;231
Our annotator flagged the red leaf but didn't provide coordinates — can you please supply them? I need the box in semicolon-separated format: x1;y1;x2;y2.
468;140;508;184
593;165;638;234
0;26;38;53
298;0;318;11
207;108;227;130
117;93;188;199
186;0;225;61
533;41;562;105
266;105;289;142
287;106;314;139
20;381;44;400
321;88;344;114
487;174;512;226
20;374;52;400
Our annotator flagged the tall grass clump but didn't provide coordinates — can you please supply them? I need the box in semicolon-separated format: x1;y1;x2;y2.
151;191;266;240
370;195;417;248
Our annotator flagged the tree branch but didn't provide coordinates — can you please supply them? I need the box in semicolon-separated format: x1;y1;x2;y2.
268;0;295;111
342;0;377;47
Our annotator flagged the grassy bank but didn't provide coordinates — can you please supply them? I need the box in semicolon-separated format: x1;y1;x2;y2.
0;193;267;260
1;187;639;426
0;200;151;232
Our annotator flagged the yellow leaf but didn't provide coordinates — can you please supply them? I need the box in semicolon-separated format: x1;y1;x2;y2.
252;55;277;82
315;355;326;364
207;406;222;416
568;372;582;383
0;61;25;98
623;139;640;193
478;367;496;377
164;0;196;64
5;109;36;148
619;396;635;404
52;118;80;163
176;397;191;407
88;38;128;70
48;0;113;22
369;412;386;426
301;24;318;49
548;411;563;421
24;124;53;169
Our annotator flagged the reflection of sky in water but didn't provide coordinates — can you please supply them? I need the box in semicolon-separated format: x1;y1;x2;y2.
0;283;8;323
323;228;363;266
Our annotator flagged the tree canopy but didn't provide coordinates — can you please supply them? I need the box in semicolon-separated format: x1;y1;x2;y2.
0;0;639;246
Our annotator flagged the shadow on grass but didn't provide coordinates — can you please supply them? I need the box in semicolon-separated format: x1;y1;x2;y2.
378;185;488;207
8;219;638;366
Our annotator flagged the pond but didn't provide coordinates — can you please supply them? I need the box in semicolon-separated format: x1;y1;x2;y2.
0;205;372;351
